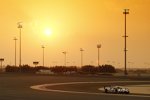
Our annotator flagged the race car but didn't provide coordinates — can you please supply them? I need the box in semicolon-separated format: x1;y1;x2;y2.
104;86;130;94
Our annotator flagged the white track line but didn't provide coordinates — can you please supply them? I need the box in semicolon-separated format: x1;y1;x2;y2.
30;81;150;98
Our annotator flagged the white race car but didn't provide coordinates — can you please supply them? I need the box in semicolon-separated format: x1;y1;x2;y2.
104;86;130;94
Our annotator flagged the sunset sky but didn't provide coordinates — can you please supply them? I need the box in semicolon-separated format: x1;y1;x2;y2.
0;0;150;68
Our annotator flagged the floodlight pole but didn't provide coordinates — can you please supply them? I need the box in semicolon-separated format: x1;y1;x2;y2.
97;44;101;66
42;45;45;67
62;51;67;66
14;37;17;67
80;48;84;67
123;9;129;75
17;22;22;67
0;58;4;72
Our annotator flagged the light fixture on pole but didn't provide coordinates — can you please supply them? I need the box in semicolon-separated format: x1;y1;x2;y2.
42;45;45;67
13;37;17;67
17;22;22;67
80;48;84;67
97;44;101;66
62;51;67;67
123;9;129;75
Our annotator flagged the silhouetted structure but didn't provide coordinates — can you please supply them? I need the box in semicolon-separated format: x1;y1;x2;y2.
80;48;84;67
97;44;101;66
33;61;39;67
17;22;22;67
0;58;4;71
41;45;45;67
81;65;97;74
5;64;116;74
62;51;67;66
81;65;116;74
123;9;129;75
13;37;17;67
99;64;116;73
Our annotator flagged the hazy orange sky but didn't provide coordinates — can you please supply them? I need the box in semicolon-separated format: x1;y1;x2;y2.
0;0;150;68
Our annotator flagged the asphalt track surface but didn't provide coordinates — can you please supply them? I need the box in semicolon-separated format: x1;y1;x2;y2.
0;73;150;100
31;81;150;97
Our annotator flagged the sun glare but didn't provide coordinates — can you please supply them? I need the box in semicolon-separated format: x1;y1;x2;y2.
44;28;52;36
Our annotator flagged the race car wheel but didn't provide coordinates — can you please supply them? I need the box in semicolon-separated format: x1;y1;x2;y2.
105;89;108;93
115;89;118;93
125;91;129;94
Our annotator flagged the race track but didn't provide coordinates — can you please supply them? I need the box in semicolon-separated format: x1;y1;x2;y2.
0;73;150;100
31;81;150;98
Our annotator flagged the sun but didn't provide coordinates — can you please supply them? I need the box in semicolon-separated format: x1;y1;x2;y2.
44;28;52;36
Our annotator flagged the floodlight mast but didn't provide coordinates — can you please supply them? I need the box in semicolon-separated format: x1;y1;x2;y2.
17;22;22;67
97;44;101;66
80;48;84;67
0;58;4;72
123;9;129;75
62;51;67;66
13;37;17;67
42;45;45;67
